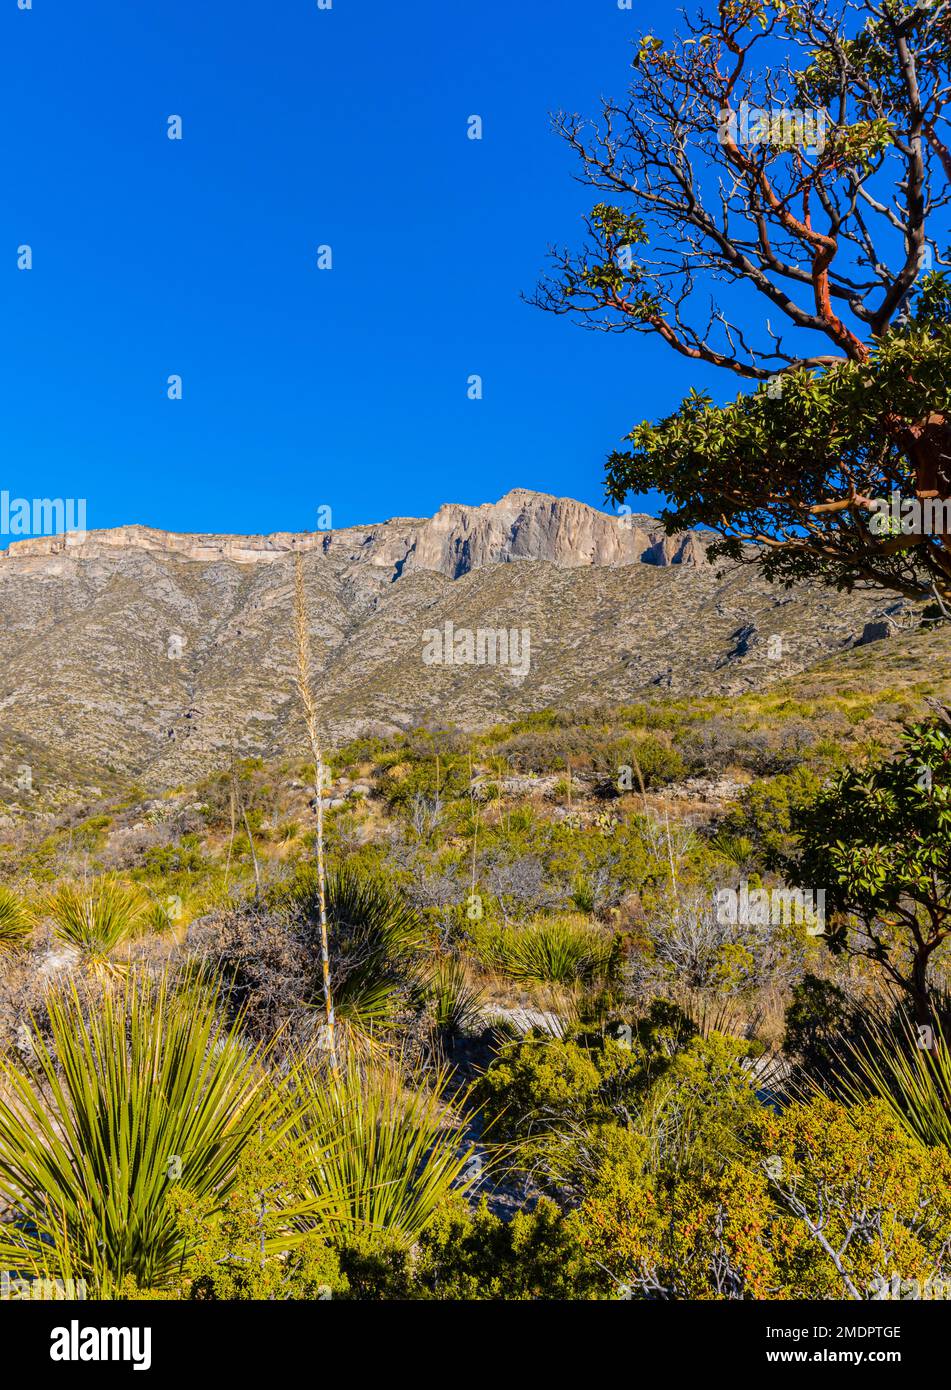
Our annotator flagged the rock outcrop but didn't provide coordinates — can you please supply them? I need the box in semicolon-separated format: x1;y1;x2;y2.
2;489;710;580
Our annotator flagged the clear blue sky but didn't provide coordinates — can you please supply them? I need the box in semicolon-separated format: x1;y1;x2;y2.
2;0;722;543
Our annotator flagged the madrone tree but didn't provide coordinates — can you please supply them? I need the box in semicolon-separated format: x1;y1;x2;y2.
790;718;951;1027
533;0;951;606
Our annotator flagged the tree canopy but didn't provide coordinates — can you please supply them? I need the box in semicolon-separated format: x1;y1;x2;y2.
534;0;951;604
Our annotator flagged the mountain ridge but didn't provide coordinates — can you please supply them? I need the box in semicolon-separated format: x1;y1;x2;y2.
1;489;710;579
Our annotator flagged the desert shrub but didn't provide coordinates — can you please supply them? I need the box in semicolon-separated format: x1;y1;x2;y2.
475;1030;649;1191
590;736;686;795
332;735;387;774
201;864;427;1041
634;1033;763;1174
482;852;565;921
171;1137;347;1301
477;1037;608;1143
141;832;206;875
398;1196;597;1299
629;891;808;1002
569;1129;774;1299
761;1097;951;1298
476;1016;758;1196
627;736;687;789
572;1096;951;1300
719;767;823;871
783;973;855;1086
99;821;176;872
194;759;267;831
376;757;469;812
330;1195;602;1300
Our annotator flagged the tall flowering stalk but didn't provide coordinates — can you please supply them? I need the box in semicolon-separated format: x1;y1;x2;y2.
292;552;336;1067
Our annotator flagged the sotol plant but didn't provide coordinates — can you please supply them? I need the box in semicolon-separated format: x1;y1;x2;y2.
476;916;613;986
426;953;486;1039
0;886;33;954
0;969;313;1291
842;1013;951;1152
43;876;147;975
291;866;423;1031
295;1056;477;1244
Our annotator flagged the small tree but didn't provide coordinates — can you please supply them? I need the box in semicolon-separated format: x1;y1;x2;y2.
534;0;951;605
791;718;951;1025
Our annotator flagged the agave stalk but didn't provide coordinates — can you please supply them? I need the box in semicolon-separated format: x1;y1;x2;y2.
229;752;261;899
293;552;336;1067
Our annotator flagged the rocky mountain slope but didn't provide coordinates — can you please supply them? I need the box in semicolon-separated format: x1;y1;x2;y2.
0;489;919;799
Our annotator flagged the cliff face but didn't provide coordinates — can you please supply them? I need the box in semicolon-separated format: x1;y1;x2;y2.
358;489;710;577
2;490;709;578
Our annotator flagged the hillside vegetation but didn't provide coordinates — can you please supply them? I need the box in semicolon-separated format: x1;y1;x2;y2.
2;659;950;1300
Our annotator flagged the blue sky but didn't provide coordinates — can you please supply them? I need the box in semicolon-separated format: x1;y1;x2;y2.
2;0;727;543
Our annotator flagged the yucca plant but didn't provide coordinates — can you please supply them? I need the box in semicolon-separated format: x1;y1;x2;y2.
476;916;612;985
142;894;184;935
295;1056;476;1244
0;886;33;954
426;954;486;1038
43;876;148;975
0;969;316;1291
292;866;423;1030
841;1012;951;1151
708;832;757;871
